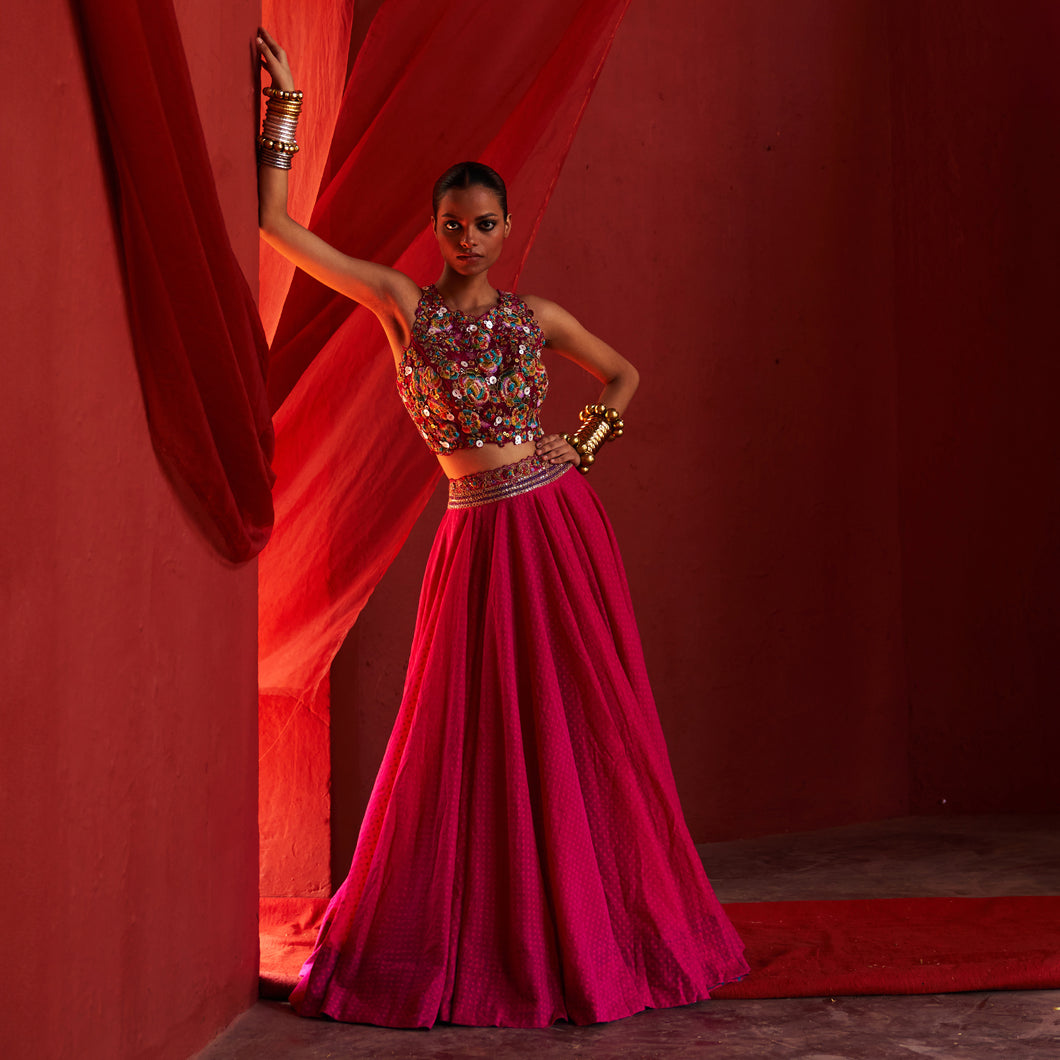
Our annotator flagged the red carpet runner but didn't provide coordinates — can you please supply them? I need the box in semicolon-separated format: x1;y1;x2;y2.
261;895;1060;1004
714;896;1060;999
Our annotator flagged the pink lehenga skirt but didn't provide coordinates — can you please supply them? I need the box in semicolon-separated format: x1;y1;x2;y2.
289;454;748;1028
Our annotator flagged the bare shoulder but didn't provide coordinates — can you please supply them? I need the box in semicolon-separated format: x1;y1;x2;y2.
519;291;636;399
519;294;580;343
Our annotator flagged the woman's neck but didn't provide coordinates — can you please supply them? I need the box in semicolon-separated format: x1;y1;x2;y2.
434;270;499;316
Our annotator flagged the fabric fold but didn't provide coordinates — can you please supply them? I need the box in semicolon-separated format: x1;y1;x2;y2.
74;0;274;562
289;468;748;1027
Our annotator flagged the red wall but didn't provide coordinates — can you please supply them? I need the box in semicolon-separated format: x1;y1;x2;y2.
889;0;1060;814
2;3;261;1057
521;0;907;840
331;0;1059;853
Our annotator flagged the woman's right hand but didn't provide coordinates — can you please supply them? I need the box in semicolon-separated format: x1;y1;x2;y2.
253;26;421;358
256;28;295;93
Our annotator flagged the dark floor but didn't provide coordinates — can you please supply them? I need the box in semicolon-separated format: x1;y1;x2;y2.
195;815;1060;1059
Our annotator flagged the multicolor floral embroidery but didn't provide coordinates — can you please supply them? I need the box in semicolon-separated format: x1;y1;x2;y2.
396;285;548;453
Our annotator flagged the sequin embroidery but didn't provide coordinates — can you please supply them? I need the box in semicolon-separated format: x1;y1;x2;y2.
396;285;548;453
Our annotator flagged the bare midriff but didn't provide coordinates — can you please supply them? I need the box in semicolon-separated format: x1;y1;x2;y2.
435;439;538;480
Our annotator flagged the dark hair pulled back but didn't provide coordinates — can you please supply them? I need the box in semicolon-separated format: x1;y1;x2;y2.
432;161;508;218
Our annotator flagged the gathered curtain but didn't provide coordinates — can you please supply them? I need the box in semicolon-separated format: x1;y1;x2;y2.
74;0;275;563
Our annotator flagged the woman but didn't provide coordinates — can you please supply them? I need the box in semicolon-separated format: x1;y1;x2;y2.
256;29;747;1028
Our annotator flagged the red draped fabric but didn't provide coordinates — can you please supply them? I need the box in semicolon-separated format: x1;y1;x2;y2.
258;1;358;343
258;0;632;707
74;0;275;563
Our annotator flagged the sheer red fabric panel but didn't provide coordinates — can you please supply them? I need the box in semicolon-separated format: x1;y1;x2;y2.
258;1;357;343
74;0;274;563
258;0;632;702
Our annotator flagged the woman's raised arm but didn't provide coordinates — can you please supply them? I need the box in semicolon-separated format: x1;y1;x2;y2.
256;29;420;353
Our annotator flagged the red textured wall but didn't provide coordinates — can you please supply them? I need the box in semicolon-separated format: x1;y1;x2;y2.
330;0;1059;855
521;0;907;840
889;0;1060;814
2;2;260;1057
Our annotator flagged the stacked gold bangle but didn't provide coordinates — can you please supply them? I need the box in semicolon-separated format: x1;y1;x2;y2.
258;87;304;170
563;403;625;474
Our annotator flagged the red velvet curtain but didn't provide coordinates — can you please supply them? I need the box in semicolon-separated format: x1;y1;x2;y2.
74;0;275;563
258;0;632;704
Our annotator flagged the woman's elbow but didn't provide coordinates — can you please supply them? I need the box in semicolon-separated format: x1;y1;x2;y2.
258;205;283;240
621;361;640;396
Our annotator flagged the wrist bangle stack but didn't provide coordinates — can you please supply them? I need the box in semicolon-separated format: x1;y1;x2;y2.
258;87;304;170
562;403;625;474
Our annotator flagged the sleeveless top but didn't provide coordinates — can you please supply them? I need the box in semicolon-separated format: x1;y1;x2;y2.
396;285;549;454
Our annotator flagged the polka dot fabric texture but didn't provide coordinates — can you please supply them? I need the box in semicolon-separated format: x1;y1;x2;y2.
289;465;748;1027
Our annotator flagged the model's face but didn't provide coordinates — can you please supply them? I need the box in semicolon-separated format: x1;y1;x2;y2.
433;185;511;276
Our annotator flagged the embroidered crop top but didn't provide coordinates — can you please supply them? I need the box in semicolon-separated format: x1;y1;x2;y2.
396;284;549;454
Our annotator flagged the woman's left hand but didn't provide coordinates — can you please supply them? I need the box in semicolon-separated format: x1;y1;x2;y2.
536;433;580;467
256;28;295;93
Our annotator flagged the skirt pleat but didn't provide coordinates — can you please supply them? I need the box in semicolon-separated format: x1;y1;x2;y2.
289;462;748;1028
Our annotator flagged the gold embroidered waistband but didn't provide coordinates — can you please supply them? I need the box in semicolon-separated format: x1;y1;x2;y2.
447;455;570;509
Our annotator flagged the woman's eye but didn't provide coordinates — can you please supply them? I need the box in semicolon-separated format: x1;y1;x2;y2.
444;221;460;231
479;221;496;231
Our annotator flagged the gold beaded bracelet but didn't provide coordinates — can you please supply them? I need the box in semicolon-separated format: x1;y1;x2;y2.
562;403;624;474
263;87;304;102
